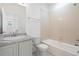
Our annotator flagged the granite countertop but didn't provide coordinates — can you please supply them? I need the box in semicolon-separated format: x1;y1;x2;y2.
0;35;32;47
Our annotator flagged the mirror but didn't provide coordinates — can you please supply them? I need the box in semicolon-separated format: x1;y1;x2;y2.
0;9;3;34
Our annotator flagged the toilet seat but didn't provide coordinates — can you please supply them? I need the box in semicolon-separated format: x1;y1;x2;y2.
37;43;48;51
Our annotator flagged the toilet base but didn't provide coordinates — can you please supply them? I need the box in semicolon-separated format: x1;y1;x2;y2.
32;48;52;56
39;51;51;56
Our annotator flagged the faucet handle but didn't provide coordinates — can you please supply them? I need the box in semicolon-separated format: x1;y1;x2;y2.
76;39;79;41
75;44;79;46
77;51;79;53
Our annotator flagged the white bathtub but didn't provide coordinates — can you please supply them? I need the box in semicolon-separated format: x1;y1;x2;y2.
42;39;79;56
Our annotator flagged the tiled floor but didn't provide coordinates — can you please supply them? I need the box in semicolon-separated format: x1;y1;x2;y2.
33;51;52;56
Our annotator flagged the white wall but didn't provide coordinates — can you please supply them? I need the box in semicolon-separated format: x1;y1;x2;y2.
40;4;49;39
26;3;49;38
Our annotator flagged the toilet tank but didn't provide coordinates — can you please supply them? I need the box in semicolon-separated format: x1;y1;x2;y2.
32;37;40;45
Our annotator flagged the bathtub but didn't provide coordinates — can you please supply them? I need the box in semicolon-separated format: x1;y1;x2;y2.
42;39;79;56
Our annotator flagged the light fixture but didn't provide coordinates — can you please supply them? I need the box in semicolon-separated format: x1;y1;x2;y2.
18;3;29;7
54;3;69;10
58;17;63;21
73;3;77;6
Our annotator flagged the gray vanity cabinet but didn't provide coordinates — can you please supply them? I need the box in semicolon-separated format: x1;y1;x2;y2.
0;43;18;56
0;39;32;56
19;40;32;56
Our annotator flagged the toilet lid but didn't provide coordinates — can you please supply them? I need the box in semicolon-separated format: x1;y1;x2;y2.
37;43;48;49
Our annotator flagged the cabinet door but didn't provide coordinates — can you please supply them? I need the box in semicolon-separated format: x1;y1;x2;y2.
0;44;18;56
19;40;32;56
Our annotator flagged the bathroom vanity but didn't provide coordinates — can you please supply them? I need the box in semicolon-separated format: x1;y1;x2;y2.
0;4;32;56
0;35;32;56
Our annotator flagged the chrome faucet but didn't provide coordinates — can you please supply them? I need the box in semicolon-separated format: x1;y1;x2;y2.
75;39;79;46
77;51;79;53
12;32;17;37
9;32;17;37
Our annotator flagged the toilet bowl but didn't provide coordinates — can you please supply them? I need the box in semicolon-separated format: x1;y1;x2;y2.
32;38;48;56
37;43;48;56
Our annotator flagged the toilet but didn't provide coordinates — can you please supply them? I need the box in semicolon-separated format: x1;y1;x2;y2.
32;37;48;56
37;43;48;56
